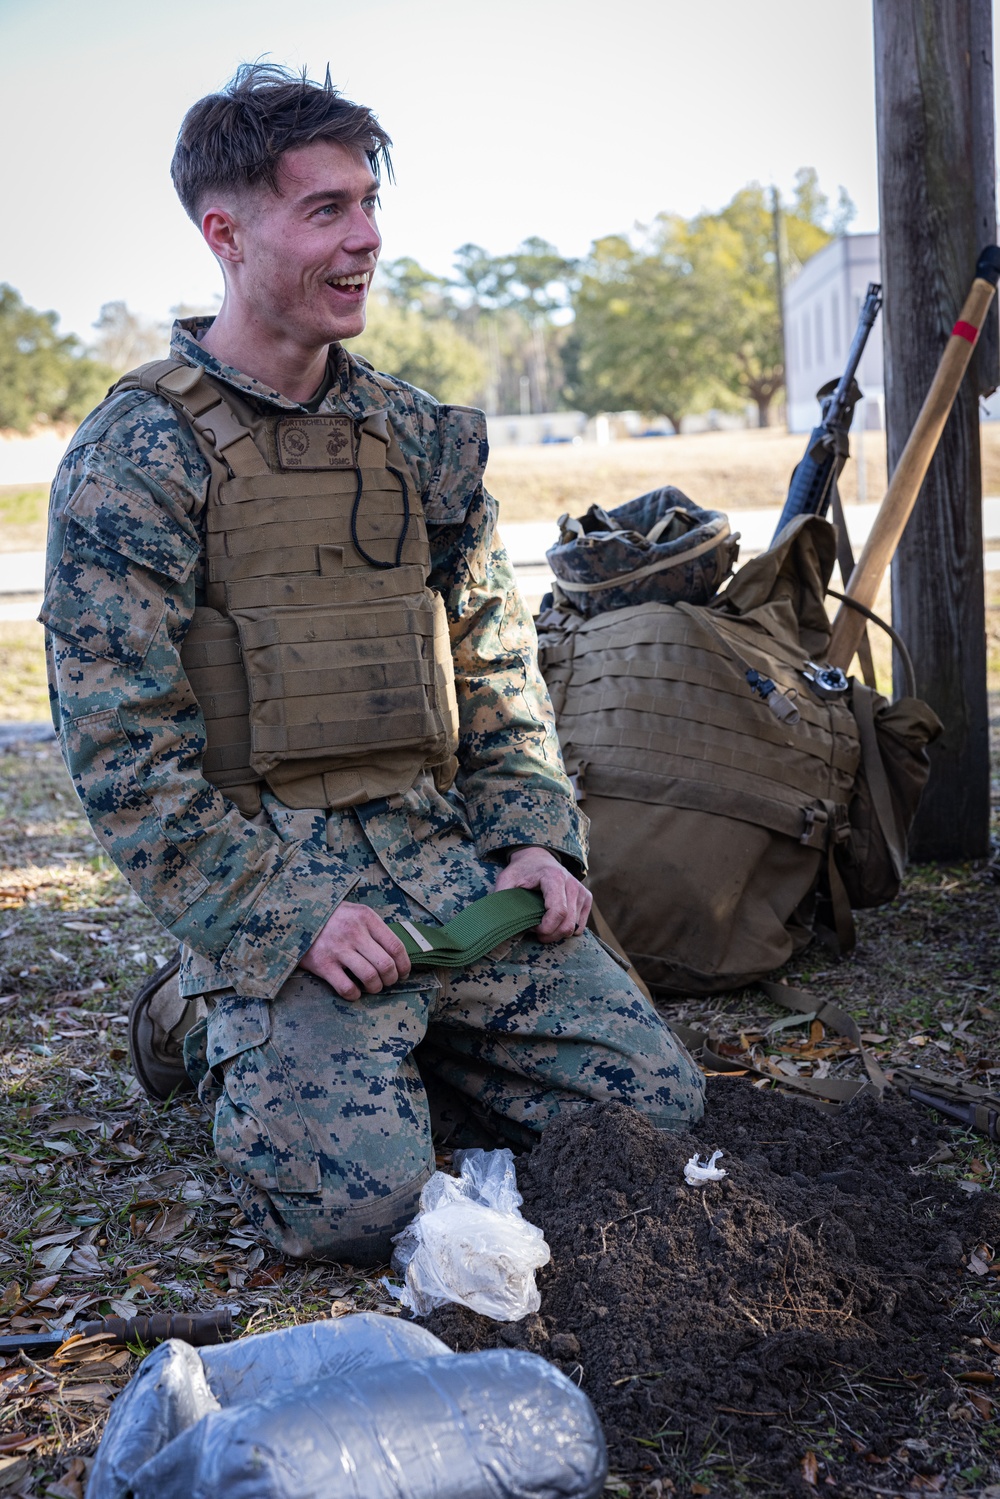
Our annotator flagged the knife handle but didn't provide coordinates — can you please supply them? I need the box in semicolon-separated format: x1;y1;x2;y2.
79;1310;233;1347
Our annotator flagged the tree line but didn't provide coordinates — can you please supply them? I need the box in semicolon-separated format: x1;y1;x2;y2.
0;169;851;435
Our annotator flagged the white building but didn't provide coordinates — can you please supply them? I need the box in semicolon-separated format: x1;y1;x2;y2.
784;233;885;435
485;410;587;447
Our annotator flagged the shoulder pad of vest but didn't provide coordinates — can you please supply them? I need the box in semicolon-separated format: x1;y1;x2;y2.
112;359;195;398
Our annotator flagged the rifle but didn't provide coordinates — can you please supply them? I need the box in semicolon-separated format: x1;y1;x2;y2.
827;245;1000;671
770;281;883;544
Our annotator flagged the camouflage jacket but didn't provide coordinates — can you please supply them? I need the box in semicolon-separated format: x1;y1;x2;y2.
42;318;587;1000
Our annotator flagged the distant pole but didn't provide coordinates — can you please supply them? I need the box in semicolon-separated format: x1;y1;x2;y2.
771;186;789;430
874;0;996;861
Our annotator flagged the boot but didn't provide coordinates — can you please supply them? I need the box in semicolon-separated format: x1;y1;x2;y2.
127;952;207;1101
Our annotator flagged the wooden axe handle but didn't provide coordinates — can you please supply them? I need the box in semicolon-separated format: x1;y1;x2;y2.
827;249;1000;673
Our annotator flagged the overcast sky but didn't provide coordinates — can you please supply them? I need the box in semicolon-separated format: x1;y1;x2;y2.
0;0;937;343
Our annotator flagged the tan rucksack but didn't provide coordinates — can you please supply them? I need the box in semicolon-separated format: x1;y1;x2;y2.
537;514;941;995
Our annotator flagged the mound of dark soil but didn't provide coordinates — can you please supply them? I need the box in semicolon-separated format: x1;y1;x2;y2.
427;1080;999;1494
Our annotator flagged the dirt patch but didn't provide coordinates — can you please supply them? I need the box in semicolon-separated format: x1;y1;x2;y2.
427;1083;1000;1495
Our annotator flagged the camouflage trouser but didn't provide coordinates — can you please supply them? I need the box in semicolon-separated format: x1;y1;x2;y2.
193;931;704;1266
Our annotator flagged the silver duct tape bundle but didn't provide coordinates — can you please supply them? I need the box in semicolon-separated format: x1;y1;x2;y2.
87;1313;607;1499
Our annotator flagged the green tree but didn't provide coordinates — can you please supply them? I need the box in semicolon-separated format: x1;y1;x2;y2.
378;258;453;317
570;221;727;431
0;285;112;433
569;173;837;429
91;300;167;374
504;238;577;412
682;181;831;425
349;293;486;404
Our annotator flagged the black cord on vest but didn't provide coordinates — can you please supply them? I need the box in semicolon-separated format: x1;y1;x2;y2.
350;464;411;569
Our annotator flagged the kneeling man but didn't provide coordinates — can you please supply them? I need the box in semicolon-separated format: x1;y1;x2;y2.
42;63;703;1264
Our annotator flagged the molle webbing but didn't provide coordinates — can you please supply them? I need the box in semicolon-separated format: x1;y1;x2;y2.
544;601;859;848
119;359;458;813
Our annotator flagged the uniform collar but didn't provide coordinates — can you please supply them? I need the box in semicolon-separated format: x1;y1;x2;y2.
169;317;392;420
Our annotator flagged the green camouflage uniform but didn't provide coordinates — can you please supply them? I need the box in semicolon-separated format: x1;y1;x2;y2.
42;318;704;1264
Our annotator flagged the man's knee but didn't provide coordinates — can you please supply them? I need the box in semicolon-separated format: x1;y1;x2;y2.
559;933;707;1130
234;1171;431;1266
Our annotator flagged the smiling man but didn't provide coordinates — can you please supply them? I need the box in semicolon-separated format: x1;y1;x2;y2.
41;64;703;1264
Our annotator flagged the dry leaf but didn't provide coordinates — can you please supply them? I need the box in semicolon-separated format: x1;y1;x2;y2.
800;1450;819;1486
24;1276;60;1301
36;1243;75;1273
969;1392;995;1418
690;1486;711;1497
54;1337;117;1365
0;1456;29;1491
146;1168;187;1190
59;1381;114;1404
47;1116;102;1134
31;1229;82;1251
109;1141;144;1161
145;1205;194;1243
127;1272;161;1295
248;1264;286;1289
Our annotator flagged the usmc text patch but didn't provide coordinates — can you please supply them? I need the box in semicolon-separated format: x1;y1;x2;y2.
276;417;356;470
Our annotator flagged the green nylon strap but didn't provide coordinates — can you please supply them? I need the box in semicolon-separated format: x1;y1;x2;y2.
388;887;546;967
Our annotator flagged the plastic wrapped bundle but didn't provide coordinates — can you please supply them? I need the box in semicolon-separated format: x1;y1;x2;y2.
544;486;737;619
87;1313;607;1499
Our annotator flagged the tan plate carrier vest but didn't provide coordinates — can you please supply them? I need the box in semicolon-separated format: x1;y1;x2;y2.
116;359;459;816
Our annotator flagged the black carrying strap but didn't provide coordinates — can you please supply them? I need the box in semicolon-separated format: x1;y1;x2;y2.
829;480;877;688
673;980;1000;1140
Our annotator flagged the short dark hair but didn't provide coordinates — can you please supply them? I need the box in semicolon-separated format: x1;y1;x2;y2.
170;62;393;223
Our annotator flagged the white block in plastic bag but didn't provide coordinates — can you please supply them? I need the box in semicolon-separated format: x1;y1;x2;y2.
389;1147;551;1320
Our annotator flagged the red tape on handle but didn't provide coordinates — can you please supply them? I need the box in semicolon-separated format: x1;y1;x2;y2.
952;319;979;344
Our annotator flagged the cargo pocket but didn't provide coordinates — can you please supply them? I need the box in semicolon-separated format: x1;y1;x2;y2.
208;995;322;1195
41;476;198;666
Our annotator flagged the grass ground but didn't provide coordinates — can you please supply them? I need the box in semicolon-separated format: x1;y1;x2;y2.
7;421;1000;541
0;432;997;1496
0;490;48;555
485;421;1000;524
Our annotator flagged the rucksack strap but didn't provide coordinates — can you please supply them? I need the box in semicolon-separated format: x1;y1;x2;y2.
670;976;886;1110
852;683;907;884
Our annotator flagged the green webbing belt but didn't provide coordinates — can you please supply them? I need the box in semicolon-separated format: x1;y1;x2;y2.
388;888;546;967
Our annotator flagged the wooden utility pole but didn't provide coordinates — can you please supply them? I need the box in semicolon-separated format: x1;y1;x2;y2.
873;0;997;861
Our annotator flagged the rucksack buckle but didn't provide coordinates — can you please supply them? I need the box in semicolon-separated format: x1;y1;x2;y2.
800;805;828;846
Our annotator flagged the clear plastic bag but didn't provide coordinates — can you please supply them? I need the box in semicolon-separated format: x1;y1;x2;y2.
388;1147;550;1321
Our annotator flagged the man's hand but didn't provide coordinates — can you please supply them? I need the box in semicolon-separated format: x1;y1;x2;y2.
300;901;411;1000
495;846;592;942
